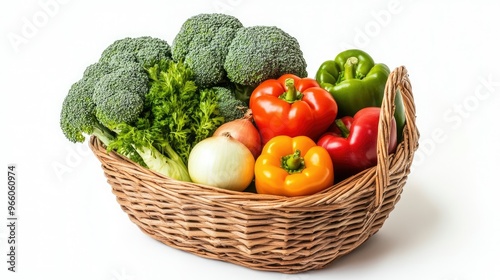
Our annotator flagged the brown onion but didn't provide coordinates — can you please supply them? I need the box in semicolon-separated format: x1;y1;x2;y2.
213;110;262;159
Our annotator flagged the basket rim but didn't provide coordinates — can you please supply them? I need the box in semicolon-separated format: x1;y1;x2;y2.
90;134;379;207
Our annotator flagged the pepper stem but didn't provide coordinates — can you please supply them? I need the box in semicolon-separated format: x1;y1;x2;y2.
335;119;350;138
281;149;305;174
343;57;359;80
280;78;303;103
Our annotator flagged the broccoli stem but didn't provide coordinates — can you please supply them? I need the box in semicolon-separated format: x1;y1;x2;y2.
92;123;115;146
132;143;191;182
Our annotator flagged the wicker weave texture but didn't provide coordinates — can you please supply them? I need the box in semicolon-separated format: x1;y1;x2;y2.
89;66;419;273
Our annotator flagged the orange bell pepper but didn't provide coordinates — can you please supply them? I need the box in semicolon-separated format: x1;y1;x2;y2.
254;135;334;197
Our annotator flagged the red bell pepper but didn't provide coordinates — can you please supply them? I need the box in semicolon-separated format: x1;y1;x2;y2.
249;74;338;145
317;107;397;182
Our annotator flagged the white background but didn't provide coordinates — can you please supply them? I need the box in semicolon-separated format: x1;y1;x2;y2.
1;0;499;279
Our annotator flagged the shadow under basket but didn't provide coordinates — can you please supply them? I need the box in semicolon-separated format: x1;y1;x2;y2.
89;66;419;274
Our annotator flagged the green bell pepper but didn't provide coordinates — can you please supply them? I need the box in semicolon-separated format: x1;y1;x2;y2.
315;49;405;140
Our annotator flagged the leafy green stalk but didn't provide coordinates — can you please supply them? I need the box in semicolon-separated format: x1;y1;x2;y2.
92;123;115;146
107;123;190;180
132;143;190;181
194;88;225;143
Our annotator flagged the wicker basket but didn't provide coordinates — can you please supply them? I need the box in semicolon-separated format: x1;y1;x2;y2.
89;66;419;274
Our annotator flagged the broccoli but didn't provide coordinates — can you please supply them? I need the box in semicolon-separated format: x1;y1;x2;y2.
81;60;117;83
100;36;172;68
60;59;122;144
60;61;151;167
224;26;308;101
60;36;199;180
92;63;149;128
171;13;243;88
201;86;247;122
60;80;115;145
93;37;171;127
61;36;172;141
60;58;149;142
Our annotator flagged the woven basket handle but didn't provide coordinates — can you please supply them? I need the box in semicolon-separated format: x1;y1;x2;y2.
373;66;416;211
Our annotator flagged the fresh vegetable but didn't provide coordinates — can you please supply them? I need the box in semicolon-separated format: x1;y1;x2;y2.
249;74;338;145
172;13;243;88
212;110;262;159
92;63;150;128
188;133;255;191
254;135;334;197
224;26;308;101
60;79;116;145
60;36;226;181
315;49;405;140
317;107;397;182
202;86;248;122
99;36;172;68
60;36;170;160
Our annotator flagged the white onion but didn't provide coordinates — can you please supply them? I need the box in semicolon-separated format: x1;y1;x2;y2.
188;133;255;192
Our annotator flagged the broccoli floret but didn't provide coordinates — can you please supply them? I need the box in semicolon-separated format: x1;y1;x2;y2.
60;60;122;145
100;36;172;68
60;61;150;166
201;86;247;122
60;36;171;162
92;63;149;128
61;59;149;144
70;36;172;130
171;13;243;88
60;80;115;145
224;26;308;100
81;61;117;83
59;59;140;145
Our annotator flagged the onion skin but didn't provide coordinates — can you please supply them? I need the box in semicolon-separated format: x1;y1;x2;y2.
188;134;255;192
213;110;262;159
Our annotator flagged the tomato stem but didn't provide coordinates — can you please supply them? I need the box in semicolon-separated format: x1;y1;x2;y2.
344;57;358;80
